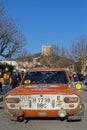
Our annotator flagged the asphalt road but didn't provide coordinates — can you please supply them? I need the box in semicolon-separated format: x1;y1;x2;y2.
0;90;87;130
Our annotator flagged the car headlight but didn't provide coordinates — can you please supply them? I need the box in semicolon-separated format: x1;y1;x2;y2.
6;97;20;103
64;97;79;103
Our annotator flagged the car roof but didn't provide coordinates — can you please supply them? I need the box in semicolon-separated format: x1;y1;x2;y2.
26;67;68;72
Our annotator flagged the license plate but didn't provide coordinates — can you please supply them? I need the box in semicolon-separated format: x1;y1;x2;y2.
30;96;51;109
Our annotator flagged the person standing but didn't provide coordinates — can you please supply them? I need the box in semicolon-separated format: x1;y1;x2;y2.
2;66;12;94
11;70;19;89
0;69;3;92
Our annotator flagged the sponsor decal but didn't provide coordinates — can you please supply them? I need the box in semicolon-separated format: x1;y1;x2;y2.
75;82;82;90
20;95;31;101
30;86;53;92
55;101;65;105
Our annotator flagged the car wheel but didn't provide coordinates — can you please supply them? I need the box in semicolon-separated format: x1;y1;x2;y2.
10;116;24;122
67;117;82;122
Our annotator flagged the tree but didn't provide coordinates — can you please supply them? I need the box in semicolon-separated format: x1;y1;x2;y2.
0;3;26;59
60;46;68;58
51;45;60;56
16;48;31;61
69;35;87;73
70;35;87;60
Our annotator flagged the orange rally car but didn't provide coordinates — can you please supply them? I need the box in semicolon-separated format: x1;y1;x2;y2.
3;68;85;121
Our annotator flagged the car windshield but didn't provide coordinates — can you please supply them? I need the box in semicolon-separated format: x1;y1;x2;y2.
22;70;69;84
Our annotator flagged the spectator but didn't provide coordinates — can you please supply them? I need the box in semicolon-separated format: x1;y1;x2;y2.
15;70;21;84
78;74;85;82
11;70;19;89
83;76;87;85
21;71;24;79
0;81;2;92
0;69;3;92
73;74;79;82
2;66;12;94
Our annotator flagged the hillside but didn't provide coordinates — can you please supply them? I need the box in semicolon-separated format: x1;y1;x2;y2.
16;53;74;68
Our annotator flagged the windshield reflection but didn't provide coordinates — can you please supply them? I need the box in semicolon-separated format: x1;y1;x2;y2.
22;71;68;84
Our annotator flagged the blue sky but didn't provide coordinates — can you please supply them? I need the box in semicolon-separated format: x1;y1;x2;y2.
2;0;87;54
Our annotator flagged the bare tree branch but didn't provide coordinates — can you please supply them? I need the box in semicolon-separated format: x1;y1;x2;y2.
70;35;87;61
0;3;26;59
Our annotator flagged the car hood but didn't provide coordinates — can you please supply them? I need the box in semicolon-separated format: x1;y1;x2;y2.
6;83;78;95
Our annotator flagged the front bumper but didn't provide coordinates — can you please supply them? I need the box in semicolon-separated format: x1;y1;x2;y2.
67;103;85;120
